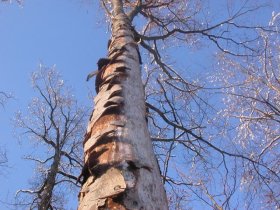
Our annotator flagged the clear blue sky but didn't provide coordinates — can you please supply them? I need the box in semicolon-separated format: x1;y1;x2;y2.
0;0;279;209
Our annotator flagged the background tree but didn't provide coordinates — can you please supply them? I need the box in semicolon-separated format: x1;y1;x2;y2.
14;66;88;209
1;0;21;4
0;92;11;107
0;147;7;170
0;92;11;171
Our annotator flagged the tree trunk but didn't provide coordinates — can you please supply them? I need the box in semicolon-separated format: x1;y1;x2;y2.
39;152;60;210
78;0;168;209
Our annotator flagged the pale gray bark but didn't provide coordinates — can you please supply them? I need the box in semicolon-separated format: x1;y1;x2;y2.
78;0;168;209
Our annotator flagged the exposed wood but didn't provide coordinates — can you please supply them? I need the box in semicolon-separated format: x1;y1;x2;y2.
78;0;168;209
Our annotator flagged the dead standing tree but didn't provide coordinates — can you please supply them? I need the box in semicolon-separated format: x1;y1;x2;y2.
80;0;278;209
78;0;168;209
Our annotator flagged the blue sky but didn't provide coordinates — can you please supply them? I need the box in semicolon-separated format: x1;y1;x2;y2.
0;0;279;209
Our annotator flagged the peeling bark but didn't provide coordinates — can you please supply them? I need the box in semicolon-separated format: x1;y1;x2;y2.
78;0;168;209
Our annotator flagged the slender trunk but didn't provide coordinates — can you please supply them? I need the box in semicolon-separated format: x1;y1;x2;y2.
39;152;60;210
78;1;168;209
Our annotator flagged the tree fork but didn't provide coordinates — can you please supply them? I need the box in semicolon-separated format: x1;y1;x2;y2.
78;0;168;209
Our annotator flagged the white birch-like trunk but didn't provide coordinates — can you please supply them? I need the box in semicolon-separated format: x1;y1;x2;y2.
78;0;168;209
